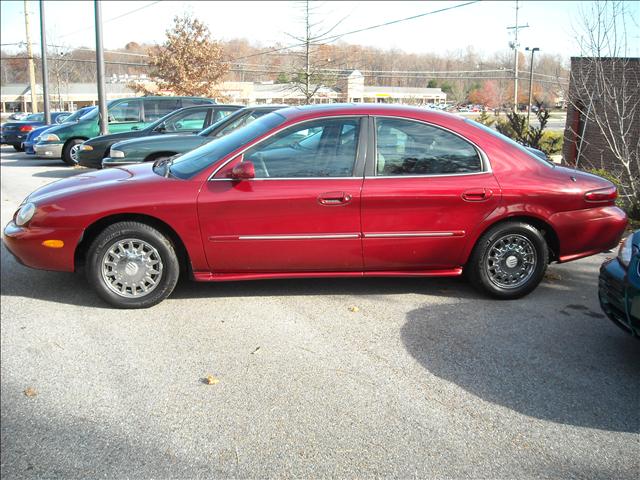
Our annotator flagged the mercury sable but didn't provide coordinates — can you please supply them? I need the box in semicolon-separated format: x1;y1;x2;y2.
3;104;627;308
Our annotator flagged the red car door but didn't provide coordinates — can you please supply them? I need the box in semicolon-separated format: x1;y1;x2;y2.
197;116;367;274
361;116;501;272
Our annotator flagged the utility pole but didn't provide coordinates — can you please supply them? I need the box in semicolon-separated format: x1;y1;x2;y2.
507;0;528;112
39;0;50;123
24;0;38;113
94;0;108;135
525;47;539;125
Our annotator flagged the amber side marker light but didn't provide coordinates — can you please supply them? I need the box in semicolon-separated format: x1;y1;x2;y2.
42;240;64;248
584;186;617;202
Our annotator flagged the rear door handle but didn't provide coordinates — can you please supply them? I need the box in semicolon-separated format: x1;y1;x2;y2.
462;188;493;202
318;191;353;206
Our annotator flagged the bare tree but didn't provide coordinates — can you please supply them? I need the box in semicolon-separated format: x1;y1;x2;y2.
287;1;346;104
568;0;639;214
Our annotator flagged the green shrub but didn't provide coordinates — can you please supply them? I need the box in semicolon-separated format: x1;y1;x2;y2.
539;131;563;155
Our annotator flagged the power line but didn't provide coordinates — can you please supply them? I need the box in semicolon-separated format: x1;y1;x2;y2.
228;1;481;62
58;1;162;39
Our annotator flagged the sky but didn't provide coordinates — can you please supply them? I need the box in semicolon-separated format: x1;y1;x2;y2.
1;0;639;60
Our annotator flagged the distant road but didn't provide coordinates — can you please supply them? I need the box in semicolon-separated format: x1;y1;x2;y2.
456;111;567;132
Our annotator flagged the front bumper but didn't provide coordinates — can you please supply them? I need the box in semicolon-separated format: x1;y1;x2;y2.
34;142;63;158
3;221;82;272
77;148;104;169
598;258;639;337
23;141;36;155
102;157;140;168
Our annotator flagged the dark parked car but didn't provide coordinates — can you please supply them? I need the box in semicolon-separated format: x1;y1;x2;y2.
102;105;286;168
1;112;70;151
3;104;627;309
77;104;242;169
599;230;640;337
23;107;96;155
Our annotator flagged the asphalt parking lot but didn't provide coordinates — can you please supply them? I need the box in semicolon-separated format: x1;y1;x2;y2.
1;146;638;479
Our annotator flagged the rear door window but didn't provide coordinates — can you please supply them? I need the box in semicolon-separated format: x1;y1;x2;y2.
143;98;180;122
374;117;482;175
108;100;142;123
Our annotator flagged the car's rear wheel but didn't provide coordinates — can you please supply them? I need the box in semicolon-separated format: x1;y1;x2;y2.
62;139;84;166
467;221;549;299
86;221;180;308
12;143;24;152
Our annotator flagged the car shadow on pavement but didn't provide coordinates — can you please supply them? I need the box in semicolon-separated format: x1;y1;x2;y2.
1;240;485;308
401;300;640;433
31;169;86;179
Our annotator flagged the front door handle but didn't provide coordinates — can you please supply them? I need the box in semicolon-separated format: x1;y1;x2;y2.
462;188;493;202
318;191;353;206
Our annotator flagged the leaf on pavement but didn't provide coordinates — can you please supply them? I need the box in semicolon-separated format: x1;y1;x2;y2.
24;387;37;397
204;374;220;385
348;306;360;312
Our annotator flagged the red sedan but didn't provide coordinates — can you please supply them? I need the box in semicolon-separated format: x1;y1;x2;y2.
3;104;627;308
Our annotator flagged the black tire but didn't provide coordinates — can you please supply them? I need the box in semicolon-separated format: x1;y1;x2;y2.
86;221;180;309
62;138;84;166
12;143;24;152
466;221;549;299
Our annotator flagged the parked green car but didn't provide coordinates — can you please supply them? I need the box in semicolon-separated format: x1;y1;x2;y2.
34;96;215;165
102;105;286;168
76;104;241;169
599;229;640;337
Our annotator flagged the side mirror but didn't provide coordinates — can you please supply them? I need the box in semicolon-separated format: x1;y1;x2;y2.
229;160;255;180
155;123;167;133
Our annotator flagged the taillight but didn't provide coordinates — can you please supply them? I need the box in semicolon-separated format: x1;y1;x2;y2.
584;186;617;202
19;125;34;132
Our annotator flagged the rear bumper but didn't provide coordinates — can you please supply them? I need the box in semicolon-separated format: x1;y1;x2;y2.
1;132;27;145
550;206;627;262
3;221;82;272
599;258;639;337
34;142;63;158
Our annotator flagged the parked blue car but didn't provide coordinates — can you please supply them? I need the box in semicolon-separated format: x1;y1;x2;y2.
599;229;640;337
1;111;70;151
23;107;95;155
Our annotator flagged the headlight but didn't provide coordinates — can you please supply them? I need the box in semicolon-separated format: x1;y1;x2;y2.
109;149;125;158
42;134;60;142
618;234;632;267
15;203;36;227
80;144;93;151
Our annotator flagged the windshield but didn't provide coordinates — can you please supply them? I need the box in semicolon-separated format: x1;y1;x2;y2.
464;119;554;168
169;113;286;179
62;107;96;123
25;113;44;121
198;109;245;137
80;101;117;120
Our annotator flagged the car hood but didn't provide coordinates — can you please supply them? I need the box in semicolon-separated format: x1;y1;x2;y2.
27;163;164;204
112;133;201;150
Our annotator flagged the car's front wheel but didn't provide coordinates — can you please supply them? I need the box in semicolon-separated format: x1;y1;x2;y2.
467;221;549;299
62;139;84;166
86;221;180;308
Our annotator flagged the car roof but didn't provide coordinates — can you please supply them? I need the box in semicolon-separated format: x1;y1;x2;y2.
275;103;462;122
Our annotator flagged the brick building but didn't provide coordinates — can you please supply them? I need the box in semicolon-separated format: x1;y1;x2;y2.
562;57;639;181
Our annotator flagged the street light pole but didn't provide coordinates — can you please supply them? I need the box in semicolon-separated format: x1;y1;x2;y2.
94;0;108;135
525;47;539;125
